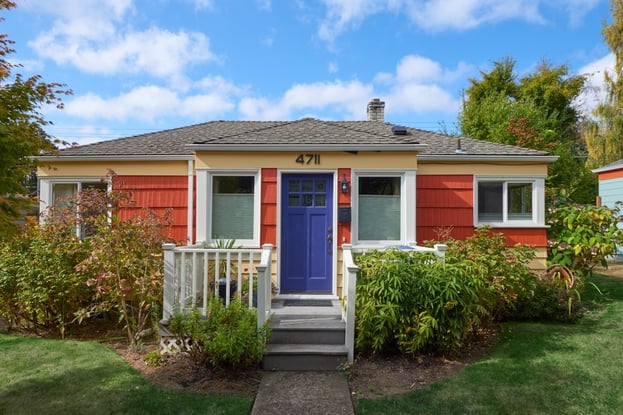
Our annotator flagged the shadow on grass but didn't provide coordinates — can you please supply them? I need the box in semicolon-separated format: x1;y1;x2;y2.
356;274;623;415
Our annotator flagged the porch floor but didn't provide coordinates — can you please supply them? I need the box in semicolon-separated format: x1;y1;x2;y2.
270;299;342;317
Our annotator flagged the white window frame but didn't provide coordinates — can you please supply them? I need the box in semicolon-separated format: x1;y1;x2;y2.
352;170;416;248
195;169;261;248
38;177;110;237
474;175;546;227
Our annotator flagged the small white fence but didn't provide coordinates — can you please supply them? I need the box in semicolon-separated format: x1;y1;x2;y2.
161;243;274;329
161;242;445;362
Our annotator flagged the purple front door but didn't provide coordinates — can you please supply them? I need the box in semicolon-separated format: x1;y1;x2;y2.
280;174;333;293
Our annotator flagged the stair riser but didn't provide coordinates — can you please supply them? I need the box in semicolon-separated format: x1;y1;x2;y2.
263;354;347;371
270;329;345;345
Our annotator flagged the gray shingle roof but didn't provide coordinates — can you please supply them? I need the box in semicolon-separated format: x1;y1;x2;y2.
593;158;623;173
48;118;552;159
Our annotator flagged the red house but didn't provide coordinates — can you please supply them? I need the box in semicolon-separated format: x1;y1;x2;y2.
38;99;555;364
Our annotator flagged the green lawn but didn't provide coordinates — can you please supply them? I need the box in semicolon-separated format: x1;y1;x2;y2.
0;335;251;415
356;273;623;414
2;274;623;415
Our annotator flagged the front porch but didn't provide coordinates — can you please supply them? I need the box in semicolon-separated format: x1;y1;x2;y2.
159;242;447;369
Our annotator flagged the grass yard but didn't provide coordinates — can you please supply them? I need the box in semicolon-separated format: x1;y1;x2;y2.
0;335;251;415
356;273;623;414
2;274;623;415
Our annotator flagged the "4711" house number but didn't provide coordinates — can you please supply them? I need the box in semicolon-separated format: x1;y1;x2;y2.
295;154;320;165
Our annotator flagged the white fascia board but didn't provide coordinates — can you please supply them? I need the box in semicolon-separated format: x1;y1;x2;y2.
418;154;559;163
186;144;428;152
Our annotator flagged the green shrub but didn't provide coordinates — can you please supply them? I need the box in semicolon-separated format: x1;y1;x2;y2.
355;249;488;355
169;300;270;369
512;278;578;322
445;227;538;320
547;203;623;277
0;218;93;336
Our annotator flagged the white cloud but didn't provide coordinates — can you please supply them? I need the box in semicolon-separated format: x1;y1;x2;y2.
26;0;217;83
318;0;400;42
258;0;272;11
405;0;545;31
318;0;600;40
194;0;215;11
328;62;339;73
373;54;466;116
575;53;616;117
64;84;235;122
385;83;461;114
239;80;374;120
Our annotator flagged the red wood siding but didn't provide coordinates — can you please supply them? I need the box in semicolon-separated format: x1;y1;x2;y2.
261;168;278;245
417;175;474;243
499;228;548;246
416;174;547;247
113;176;189;244
598;168;623;181
337;168;351;246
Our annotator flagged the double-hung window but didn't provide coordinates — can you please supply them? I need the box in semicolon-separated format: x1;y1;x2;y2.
353;171;416;246
39;179;109;237
475;177;544;226
195;170;260;247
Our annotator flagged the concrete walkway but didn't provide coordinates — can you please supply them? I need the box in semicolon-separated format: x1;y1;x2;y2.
251;371;355;415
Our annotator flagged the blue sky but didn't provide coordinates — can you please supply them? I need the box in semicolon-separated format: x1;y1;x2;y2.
2;0;615;145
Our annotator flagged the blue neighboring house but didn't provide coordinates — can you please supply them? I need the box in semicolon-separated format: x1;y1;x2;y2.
593;159;623;259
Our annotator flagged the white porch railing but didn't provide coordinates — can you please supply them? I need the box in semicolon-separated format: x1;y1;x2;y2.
341;244;359;362
342;243;447;362
162;243;273;329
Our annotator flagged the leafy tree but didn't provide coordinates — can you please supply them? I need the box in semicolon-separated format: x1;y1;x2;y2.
459;58;596;203
584;0;623;168
0;0;71;237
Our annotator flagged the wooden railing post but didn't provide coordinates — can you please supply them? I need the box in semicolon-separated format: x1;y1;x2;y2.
342;244;359;362
256;244;273;329
162;243;177;322
434;244;447;263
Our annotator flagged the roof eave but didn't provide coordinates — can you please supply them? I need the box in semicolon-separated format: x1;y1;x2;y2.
592;165;623;174
418;154;559;162
186;143;428;152
36;154;195;162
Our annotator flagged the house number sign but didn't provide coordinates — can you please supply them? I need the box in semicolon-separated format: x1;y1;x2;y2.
295;154;321;165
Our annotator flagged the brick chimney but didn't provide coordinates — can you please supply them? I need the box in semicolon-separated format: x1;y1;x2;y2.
367;98;385;122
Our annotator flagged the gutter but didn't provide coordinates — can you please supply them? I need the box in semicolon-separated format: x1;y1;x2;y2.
418;154;559;163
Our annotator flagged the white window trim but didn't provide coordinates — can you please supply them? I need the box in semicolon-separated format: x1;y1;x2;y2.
474;175;546;228
39;177;110;213
195;169;261;248
38;177;111;237
352;170;416;248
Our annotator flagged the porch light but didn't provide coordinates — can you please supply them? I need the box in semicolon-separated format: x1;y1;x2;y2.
341;174;350;194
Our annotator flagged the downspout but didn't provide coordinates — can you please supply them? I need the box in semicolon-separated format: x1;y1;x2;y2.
187;159;194;245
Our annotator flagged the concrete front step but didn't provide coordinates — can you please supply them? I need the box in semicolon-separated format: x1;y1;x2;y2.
269;315;345;345
264;301;348;371
263;344;348;371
